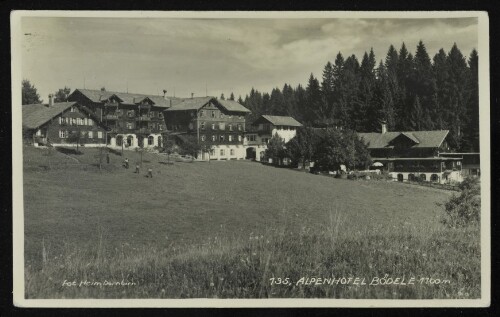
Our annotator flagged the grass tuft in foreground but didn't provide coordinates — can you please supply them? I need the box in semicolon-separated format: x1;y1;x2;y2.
26;220;480;299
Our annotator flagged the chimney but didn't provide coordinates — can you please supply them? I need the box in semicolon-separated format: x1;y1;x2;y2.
191;93;194;99
381;121;387;134
163;89;167;99
48;94;53;107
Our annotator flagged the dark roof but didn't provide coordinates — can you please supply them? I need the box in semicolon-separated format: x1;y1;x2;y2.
252;115;303;127
358;130;449;149
22;102;77;129
216;99;251;113
71;89;180;108
164;96;213;112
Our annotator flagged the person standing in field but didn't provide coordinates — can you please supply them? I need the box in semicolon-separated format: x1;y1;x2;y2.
135;163;140;174
124;158;129;169
148;168;153;178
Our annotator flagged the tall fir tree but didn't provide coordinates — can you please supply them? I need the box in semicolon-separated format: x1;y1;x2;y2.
305;73;323;125
433;48;449;130
464;49;479;151
444;43;469;150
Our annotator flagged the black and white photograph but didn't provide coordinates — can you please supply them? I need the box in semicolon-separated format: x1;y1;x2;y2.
11;11;490;307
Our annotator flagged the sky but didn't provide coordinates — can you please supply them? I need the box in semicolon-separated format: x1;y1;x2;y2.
20;16;478;103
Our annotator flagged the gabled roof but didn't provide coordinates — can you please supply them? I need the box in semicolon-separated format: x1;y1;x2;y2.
164;96;213;112
252;115;303;127
70;89;179;108
22;102;77;129
216;99;251;113
358;130;449;149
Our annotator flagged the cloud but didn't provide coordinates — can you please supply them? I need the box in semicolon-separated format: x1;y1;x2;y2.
20;16;478;102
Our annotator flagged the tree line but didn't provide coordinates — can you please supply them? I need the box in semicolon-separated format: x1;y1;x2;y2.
233;41;479;152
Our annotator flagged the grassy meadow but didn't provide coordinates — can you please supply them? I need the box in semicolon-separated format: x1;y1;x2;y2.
22;146;481;299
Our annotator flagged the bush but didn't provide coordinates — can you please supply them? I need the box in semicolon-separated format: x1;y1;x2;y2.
440;177;481;228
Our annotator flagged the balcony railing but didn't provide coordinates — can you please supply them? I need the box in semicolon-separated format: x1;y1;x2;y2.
104;114;119;120
136;116;151;122
392;166;441;173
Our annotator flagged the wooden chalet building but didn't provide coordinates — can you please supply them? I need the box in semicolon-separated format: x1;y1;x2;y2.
164;97;251;160
68;89;173;149
358;123;463;184
22;95;108;147
244;115;303;161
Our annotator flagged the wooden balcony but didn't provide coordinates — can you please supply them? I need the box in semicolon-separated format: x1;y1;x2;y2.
136;116;151;122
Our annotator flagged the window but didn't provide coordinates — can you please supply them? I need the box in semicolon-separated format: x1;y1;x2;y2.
70;106;76;112
238;115;243;119
88;131;93;139
201;122;206;130
238;124;242;131
58;117;62;125
76;118;82;125
97;131;103;139
80;130;87;138
228;135;233;142
59;130;68;138
148;136;154;145
431;174;439;182
220;149;225;156
210;149;215;156
88;118;94;125
201;135;206;142
149;111;156;118
220;112;224;118
229;124;233;131
212;123;216;130
230;149;235;156
71;118;77;125
126;122;134;129
220;135;225;142
159;112;163;118
212;135;217;142
238;135;242;142
127;110;135;117
211;111;216;118
420;174;427;181
248;135;256;142
116;110;123;116
219;123;225;130
199;110;204;117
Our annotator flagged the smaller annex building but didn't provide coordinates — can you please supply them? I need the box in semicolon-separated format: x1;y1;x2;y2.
358;123;463;184
244;115;303;161
22;96;108;147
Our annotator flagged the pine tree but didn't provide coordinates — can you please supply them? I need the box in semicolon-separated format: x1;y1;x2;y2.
220;93;225;100
409;95;423;131
229;92;235;100
270;88;286;115
282;83;296;116
356;49;377;131
445;43;469;150
320;61;335;124
341;55;361;129
433;48;449;129
410;40;437;130
293;84;307;123
305;73;322;125
464;49;479;151
22;79;42;105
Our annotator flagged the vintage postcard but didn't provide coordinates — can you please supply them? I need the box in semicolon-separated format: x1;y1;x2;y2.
11;11;490;307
